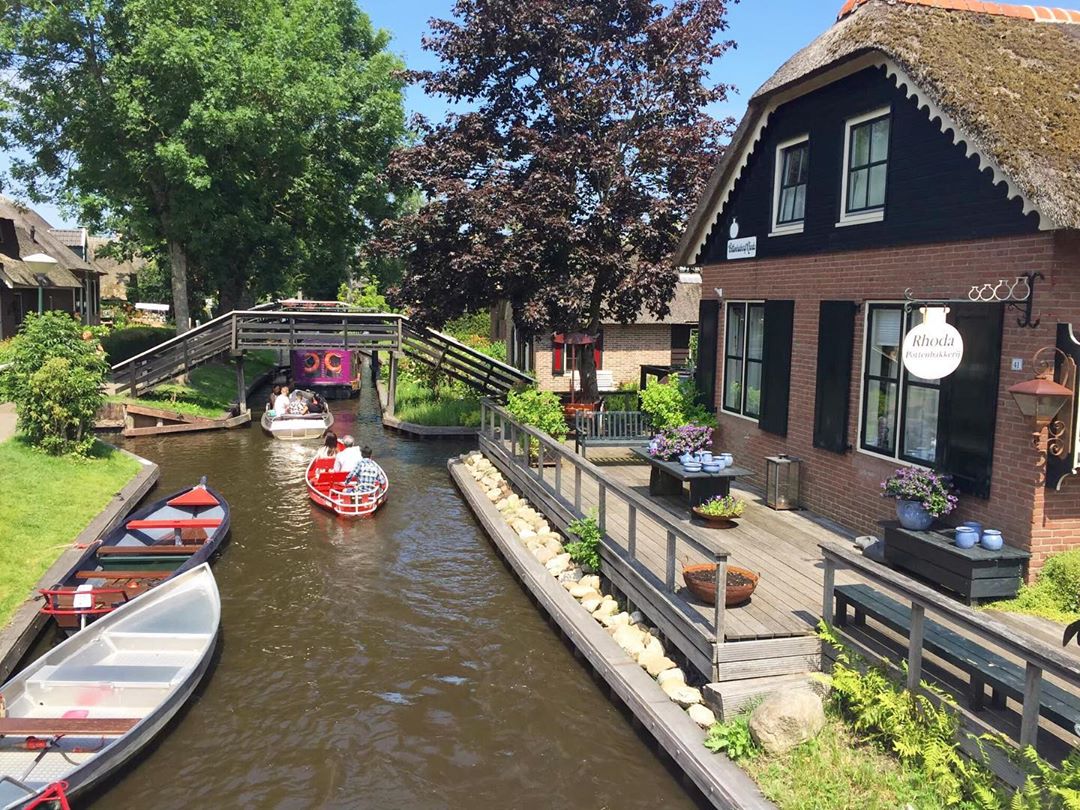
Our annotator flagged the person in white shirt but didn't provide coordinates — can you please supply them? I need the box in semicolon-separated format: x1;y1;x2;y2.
333;434;363;473
273;384;291;418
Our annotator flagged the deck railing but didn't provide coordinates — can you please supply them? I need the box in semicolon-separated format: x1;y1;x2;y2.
480;399;731;645
821;541;1080;749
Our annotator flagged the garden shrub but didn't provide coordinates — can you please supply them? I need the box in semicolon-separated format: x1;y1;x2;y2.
640;377;715;430
506;387;567;441
604;382;639;411
565;512;602;570
99;325;174;364
0;312;108;456
986;548;1080;623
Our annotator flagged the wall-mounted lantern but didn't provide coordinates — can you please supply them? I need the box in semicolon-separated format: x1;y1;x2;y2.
1008;347;1076;458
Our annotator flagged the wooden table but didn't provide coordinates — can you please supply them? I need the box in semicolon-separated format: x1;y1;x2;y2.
883;524;1030;604
630;448;752;507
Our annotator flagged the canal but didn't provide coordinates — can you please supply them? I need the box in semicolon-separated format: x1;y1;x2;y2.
85;385;702;808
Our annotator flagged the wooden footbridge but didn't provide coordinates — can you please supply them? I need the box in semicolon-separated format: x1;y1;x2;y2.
110;302;531;402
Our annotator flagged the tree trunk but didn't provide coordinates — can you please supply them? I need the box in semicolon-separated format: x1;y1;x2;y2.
167;238;191;334
217;272;249;316
578;324;600;403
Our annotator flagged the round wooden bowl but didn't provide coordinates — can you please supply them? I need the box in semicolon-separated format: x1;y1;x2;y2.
682;563;759;606
691;506;739;529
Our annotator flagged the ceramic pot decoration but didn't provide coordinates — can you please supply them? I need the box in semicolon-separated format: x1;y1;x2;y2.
960;521;983;536
981;529;1004;551
701;463;721;474
896;499;934;531
954;526;979;549
699;451;713;463
719;453;733;466
679;452;694;466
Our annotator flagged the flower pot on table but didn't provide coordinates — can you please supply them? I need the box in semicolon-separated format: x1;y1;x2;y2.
896;499;933;531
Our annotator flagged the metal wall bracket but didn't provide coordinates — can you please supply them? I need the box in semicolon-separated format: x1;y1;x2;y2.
902;271;1043;327
1005;271;1043;329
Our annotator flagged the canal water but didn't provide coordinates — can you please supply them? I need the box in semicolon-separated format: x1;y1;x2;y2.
85;385;701;808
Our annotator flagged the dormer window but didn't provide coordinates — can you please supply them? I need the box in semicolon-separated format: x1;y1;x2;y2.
771;136;809;236
839;107;890;226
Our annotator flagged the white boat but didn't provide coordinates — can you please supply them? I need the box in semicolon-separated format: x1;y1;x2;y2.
261;390;333;440
0;564;220;808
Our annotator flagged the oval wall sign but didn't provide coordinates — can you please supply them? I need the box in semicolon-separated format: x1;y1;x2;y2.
902;307;963;379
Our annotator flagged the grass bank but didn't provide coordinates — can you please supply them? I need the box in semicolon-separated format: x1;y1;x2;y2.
393;377;481;427
0;438;141;627
110;349;279;419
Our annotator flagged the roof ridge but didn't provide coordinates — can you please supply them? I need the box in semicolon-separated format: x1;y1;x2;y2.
838;0;1080;24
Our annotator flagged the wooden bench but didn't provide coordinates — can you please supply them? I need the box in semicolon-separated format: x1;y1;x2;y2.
96;544;204;556
574;411;651;458
75;570;172;581
0;717;139;736
126;518;221;530
835;583;1080;735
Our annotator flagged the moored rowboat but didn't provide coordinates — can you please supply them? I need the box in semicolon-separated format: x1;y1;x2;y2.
40;478;229;634
0;564;220;809
305;456;388;518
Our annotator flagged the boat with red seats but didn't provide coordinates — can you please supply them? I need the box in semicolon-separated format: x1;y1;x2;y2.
40;478;230;634
306;456;388;518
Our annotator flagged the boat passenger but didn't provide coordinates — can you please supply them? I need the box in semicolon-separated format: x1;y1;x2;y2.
308;396;323;414
333;435;363;473
316;431;339;460
273;384;291;417
346;445;388;493
286;394;309;416
268;385;282;413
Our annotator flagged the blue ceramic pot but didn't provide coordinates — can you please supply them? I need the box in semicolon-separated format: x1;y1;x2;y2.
954;527;979;549
679;453;694;466
699;451;714;463
960;521;983;536
981;529;1004;551
896;499;934;531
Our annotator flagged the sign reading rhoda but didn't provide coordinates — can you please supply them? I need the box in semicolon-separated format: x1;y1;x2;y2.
902;306;964;379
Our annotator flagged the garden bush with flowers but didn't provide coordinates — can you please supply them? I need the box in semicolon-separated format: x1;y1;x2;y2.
881;467;958;517
648;424;713;461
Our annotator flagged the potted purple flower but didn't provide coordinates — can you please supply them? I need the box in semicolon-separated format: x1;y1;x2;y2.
648;424;713;461
881;467;958;530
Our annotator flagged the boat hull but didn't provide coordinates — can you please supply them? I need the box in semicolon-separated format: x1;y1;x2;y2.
260;409;334;441
305;457;387;519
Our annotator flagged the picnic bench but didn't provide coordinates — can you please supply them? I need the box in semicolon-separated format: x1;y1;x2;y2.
630;447;752;507
574;411;651;457
835;583;1080;735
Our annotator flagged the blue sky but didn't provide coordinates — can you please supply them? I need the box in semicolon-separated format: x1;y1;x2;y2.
3;0;839;228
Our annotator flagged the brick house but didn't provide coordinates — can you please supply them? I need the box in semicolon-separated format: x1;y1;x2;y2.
675;0;1080;575
494;275;701;395
0;198;103;339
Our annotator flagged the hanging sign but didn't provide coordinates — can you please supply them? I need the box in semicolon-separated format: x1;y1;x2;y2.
902;306;964;379
726;219;757;261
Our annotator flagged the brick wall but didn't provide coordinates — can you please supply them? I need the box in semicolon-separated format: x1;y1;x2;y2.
700;231;1080;578
534;324;673;393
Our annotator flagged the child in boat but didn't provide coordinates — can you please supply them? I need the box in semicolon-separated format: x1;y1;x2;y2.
316;432;339;460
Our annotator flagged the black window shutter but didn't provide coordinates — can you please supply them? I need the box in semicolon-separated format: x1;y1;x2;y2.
695;300;720;410
936;302;1003;498
813;301;856;453
759;300;795;436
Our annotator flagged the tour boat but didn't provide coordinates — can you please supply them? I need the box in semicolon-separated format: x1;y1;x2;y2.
261;390;334;440
40;478;230;634
0;564;220;809
305;456;388;518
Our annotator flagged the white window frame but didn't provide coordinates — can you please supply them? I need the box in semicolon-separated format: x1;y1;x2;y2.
720;300;765;424
854;300;935;469
837;106;890;228
770;135;809;237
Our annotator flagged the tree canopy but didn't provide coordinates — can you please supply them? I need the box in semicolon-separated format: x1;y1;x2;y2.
383;0;735;396
0;0;406;330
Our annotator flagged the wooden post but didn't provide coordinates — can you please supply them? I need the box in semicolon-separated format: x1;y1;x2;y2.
1020;663;1042;748
536;441;544;481
387;353;398;416
627;505;637;560
907;603;925;692
713;555;727;642
555;454;562;497
822;556;836;625
598;481;607;534
574;466;582;512
665;530;676;592
234;353;247;413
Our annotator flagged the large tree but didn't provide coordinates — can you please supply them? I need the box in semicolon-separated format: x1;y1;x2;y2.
384;0;734;399
0;0;405;331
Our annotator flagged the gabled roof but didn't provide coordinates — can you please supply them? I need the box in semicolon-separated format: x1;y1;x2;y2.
676;0;1080;265
0;197;98;286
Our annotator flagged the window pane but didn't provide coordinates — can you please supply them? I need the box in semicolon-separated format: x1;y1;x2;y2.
904;309;936;384
747;305;765;361
745;360;762;418
725;304;744;356
779;187;794;222
795;146;808;183
783;149;798;186
852;124;870;167
903;386;939;463
792;184;806;221
848;167;868;211
724;358;743;410
863;379;898;454
868;308;902;378
871;118;890;162
867;163;887;208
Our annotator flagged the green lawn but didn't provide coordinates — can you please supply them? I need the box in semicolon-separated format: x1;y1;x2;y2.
0;438;142;627
394;376;481;427
110;350;279;419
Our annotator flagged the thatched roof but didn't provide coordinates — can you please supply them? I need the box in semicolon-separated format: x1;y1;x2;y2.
0;197;97;289
676;0;1080;264
606;275;701;325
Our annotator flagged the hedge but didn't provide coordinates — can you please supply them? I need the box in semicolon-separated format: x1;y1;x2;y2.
100;326;174;364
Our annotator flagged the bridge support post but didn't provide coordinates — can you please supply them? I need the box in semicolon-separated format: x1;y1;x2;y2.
387;352;399;416
232;351;247;414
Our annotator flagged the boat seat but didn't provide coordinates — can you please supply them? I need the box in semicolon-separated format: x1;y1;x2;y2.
126;518;221;530
0;717;139;736
317;472;350;485
75;570;172;581
32;664;183;686
97;545;204;556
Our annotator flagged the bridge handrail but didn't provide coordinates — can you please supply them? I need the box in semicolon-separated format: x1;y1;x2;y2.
109;309;237;373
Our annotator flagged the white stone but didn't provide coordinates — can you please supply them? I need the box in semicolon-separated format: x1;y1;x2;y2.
639;652;676;677
612;624;646;657
486;489;501;502
688;704;717;729
535;522;551;535
569;583;598;600
642;636;665;659
749;690;826;755
518;529;537;541
557;568;583;584
545;553;572;576
579;575;601;592
533;547;556;565
592;600;619;619
495;498;511;511
602;611;632;630
657;668;685;687
662;682;702;708
580;595;604;612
